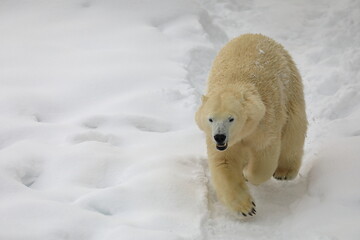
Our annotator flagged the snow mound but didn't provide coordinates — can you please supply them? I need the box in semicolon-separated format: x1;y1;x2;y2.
1;0;360;239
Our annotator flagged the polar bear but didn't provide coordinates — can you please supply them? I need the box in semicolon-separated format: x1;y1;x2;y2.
195;34;307;217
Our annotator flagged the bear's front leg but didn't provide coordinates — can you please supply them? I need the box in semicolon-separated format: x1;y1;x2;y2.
208;153;256;217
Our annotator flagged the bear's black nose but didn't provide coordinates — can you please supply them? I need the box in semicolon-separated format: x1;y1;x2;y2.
214;134;226;143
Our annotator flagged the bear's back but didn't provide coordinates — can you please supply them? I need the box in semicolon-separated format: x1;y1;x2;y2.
207;33;304;114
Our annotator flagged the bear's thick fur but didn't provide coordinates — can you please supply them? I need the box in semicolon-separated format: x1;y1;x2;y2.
195;34;307;217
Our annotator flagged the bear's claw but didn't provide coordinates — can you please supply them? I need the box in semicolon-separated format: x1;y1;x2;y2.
227;195;256;218
273;168;298;181
273;174;287;180
241;207;256;217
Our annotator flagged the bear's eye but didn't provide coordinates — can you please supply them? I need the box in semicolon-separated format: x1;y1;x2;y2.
229;117;234;122
209;118;213;123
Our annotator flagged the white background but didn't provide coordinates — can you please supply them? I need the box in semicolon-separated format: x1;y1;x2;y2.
1;0;359;239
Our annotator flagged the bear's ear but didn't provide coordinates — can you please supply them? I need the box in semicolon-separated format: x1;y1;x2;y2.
244;90;265;122
195;106;204;131
195;95;208;131
201;95;208;103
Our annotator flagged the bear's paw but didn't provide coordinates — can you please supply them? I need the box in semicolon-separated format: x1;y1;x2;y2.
273;168;298;181
225;191;256;217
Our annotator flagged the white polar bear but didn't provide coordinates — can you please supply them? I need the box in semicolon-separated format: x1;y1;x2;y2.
195;34;307;217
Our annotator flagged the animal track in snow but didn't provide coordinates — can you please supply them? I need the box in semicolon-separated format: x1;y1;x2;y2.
72;131;119;145
74;189;115;216
82;115;172;133
11;156;43;188
86;202;113;216
20;165;42;187
127;115;172;133
82;116;104;129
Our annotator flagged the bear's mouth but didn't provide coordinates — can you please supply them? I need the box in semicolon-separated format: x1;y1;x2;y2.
216;142;228;151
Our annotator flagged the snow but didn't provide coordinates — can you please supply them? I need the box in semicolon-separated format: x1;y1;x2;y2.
0;0;359;239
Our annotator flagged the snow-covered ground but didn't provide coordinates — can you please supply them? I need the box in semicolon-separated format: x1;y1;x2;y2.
0;0;359;239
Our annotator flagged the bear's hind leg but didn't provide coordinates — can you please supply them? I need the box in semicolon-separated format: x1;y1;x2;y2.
274;109;307;180
243;139;281;185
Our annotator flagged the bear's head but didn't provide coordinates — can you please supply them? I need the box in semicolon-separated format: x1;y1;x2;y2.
195;88;265;151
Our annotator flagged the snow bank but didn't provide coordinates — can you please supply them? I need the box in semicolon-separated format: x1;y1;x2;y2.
1;0;360;239
0;0;215;239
